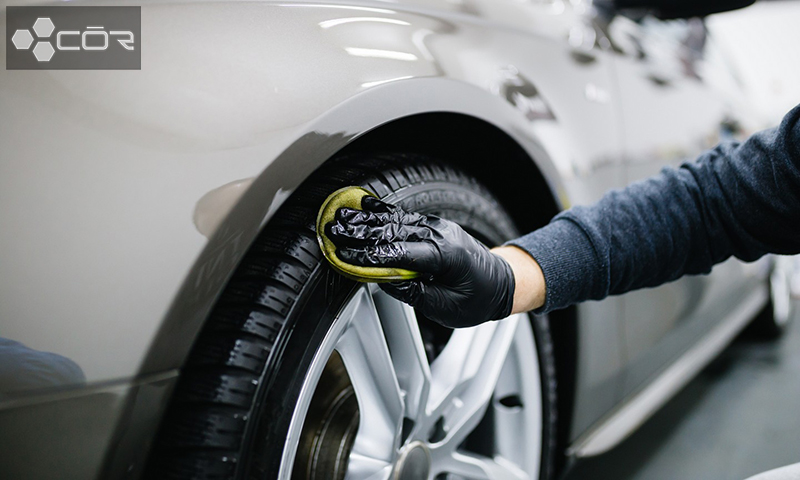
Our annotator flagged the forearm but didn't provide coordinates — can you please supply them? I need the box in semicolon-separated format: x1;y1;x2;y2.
504;104;800;315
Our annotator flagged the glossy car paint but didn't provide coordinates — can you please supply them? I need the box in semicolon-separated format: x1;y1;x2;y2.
0;0;764;478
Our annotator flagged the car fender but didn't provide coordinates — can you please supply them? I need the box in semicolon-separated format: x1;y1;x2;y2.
1;1;607;389
141;75;571;376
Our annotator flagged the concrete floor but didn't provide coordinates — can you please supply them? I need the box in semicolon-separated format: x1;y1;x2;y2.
564;301;800;480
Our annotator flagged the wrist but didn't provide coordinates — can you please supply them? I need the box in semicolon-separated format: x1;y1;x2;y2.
491;245;546;313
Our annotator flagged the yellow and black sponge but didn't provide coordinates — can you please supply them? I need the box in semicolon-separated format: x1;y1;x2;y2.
316;186;419;282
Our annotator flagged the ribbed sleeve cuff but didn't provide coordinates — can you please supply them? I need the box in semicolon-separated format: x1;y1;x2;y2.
505;217;606;314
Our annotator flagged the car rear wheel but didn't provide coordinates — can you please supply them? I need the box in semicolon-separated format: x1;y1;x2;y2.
145;154;557;480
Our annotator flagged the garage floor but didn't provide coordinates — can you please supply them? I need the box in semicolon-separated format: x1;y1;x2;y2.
563;301;800;480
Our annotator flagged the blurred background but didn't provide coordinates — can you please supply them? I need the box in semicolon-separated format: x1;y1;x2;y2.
565;3;800;479
709;0;800;125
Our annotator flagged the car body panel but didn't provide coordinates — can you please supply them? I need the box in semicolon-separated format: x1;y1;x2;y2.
0;371;176;480
0;1;542;384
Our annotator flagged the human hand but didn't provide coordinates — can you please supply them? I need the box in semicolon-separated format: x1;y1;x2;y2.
325;196;517;328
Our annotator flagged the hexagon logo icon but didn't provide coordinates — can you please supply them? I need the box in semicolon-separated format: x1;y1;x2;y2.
11;29;34;50
7;6;141;70
32;42;55;62
32;17;55;38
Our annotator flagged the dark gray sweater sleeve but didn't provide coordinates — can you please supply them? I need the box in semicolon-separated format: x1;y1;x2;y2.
508;104;800;314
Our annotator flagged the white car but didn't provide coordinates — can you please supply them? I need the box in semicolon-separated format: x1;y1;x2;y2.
0;0;792;479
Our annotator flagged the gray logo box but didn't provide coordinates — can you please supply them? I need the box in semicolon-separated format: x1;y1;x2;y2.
6;6;141;70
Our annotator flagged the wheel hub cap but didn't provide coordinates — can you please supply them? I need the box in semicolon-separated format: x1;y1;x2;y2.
394;441;431;480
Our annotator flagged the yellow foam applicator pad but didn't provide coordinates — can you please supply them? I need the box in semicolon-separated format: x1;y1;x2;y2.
316;186;419;282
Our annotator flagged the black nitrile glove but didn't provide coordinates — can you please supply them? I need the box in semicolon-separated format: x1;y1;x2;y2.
326;196;516;328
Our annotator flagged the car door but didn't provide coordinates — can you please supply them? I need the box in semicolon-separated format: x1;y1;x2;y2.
601;12;751;398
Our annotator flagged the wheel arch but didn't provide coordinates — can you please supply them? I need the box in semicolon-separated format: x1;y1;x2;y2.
338;112;558;235
141;78;573;376
136;81;580;476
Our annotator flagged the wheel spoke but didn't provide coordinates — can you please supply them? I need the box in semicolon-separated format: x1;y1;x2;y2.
335;287;404;466
436;451;529;480
421;316;520;447
371;285;432;425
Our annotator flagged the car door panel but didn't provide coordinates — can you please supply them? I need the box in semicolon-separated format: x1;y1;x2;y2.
603;13;755;397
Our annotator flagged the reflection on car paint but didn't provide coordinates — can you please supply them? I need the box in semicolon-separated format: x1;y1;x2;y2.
494;65;556;122
0;338;85;396
193;177;256;238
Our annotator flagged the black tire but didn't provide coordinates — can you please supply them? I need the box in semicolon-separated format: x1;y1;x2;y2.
144;153;558;480
749;300;784;340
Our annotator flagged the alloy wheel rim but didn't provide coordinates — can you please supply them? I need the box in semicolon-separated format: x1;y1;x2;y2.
278;284;542;479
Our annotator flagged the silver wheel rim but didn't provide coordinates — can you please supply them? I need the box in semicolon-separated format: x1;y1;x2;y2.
278;284;543;480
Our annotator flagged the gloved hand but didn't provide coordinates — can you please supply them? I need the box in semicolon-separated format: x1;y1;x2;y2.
325;196;516;328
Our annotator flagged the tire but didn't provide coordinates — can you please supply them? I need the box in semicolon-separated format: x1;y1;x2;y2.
145;153;558;480
748;256;795;340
